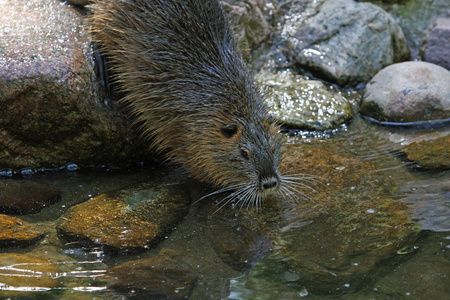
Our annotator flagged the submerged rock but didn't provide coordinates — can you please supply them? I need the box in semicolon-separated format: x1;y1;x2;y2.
373;232;450;299
422;18;450;70
0;214;44;247
57;181;190;251
0;253;59;298
0;180;60;214
258;70;353;130
275;0;409;86
106;255;197;299
399;178;450;232
401;135;450;170
361;61;450;123
229;143;421;295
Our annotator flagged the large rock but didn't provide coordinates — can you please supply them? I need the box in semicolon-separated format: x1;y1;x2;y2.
0;253;59;298
0;0;150;171
0;180;60;214
361;61;450;123
422;18;450;70
276;0;409;86
57;181;190;251
0;215;44;247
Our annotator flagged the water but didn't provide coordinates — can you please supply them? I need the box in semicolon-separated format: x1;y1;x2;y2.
1;113;448;299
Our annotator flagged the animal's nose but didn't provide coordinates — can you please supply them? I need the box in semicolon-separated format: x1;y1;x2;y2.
261;177;278;190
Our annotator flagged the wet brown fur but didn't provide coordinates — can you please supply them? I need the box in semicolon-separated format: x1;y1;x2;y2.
89;0;282;196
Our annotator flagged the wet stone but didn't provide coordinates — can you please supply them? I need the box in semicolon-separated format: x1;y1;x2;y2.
0;253;59;298
275;0;409;86
401;135;450;170
258;70;353;130
0;0;151;171
0;180;60;214
105;255;197;299
0;214;44;247
361;61;450;123
57;182;190;251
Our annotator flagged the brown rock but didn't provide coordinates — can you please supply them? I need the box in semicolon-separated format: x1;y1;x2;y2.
402;135;450;170
0;253;59;298
57;182;189;251
0;180;60;214
106;255;197;299
0;214;44;247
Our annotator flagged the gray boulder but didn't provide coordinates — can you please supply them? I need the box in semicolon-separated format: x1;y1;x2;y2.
361;61;450;123
277;0;409;86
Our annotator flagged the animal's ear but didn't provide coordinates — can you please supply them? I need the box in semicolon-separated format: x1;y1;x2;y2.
220;123;238;138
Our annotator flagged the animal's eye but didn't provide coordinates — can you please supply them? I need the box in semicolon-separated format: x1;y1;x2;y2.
221;123;238;138
240;148;250;160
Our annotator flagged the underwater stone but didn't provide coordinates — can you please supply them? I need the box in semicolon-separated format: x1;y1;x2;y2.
106;255;197;299
401;135;450;170
0;214;44;247
57;181;190;251
0;180;60;214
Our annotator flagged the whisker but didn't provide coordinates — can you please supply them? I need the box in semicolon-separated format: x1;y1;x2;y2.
280;183;313;202
282;178;322;189
236;187;256;211
216;185;251;206
281;179;318;193
279;185;298;202
257;190;263;211
281;174;323;185
213;185;253;214
281;173;321;179
191;183;247;206
246;187;258;210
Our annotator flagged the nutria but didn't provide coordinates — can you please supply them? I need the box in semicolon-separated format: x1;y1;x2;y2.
89;0;296;206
